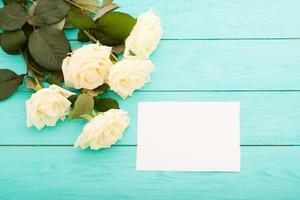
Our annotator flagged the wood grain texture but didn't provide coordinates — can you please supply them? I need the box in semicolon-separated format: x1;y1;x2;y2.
61;0;300;39
2;0;300;39
1;0;300;199
2;40;300;91
0;146;300;200
1;91;299;145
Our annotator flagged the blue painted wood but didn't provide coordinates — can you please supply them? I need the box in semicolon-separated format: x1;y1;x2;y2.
64;0;300;39
2;40;300;91
0;0;300;199
0;146;300;200
0;91;299;145
2;0;300;39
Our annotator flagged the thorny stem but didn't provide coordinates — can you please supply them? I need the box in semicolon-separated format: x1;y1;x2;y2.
83;30;119;62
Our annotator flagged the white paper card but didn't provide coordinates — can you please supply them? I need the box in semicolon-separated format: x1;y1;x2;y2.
136;102;240;172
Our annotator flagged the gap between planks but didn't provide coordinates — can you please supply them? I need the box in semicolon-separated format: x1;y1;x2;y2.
68;38;300;41
15;90;300;93
0;144;299;147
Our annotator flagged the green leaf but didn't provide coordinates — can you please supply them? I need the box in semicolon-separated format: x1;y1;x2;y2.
72;0;101;13
25;76;38;91
51;18;66;30
68;6;94;30
63;17;74;29
77;30;90;42
69;94;94;119
21;22;34;39
90;29;119;46
93;3;118;21
112;44;125;54
0;2;28;31
0;69;24;100
45;71;64;86
67;94;78;106
30;0;70;26
94;12;136;46
94;97;119;112
0;29;26;54
24;47;48;76
81;83;109;97
28;26;71;71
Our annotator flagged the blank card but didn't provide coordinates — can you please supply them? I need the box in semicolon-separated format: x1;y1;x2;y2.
136;102;240;172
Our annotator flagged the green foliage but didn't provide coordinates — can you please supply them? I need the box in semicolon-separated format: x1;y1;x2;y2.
0;29;26;54
67;95;78;106
94;97;119;112
23;47;48;76
0;69;24;100
93;3;118;21
29;0;70;26
45;71;64;86
25;76;38;91
71;0;101;13
81;84;109;97
69;94;94;119
0;0;130;115
90;29;118;46
50;19;66;30
94;12;136;46
0;2;28;31
112;44;125;54
28;26;71;71
68;6;94;30
77;30;90;42
21;23;34;39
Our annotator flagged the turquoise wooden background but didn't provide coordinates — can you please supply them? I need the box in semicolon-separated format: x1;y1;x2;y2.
1;0;300;199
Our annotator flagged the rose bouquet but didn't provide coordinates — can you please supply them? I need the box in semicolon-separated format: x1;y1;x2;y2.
0;0;162;150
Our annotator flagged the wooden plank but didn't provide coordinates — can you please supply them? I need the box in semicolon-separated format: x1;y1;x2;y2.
0;146;299;199
2;0;300;39
1;40;300;91
1;91;299;145
62;0;300;39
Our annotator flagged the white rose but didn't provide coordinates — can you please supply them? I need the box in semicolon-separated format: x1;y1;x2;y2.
48;84;75;98
124;9;162;59
74;109;130;150
62;43;113;90
107;58;155;99
26;85;75;130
